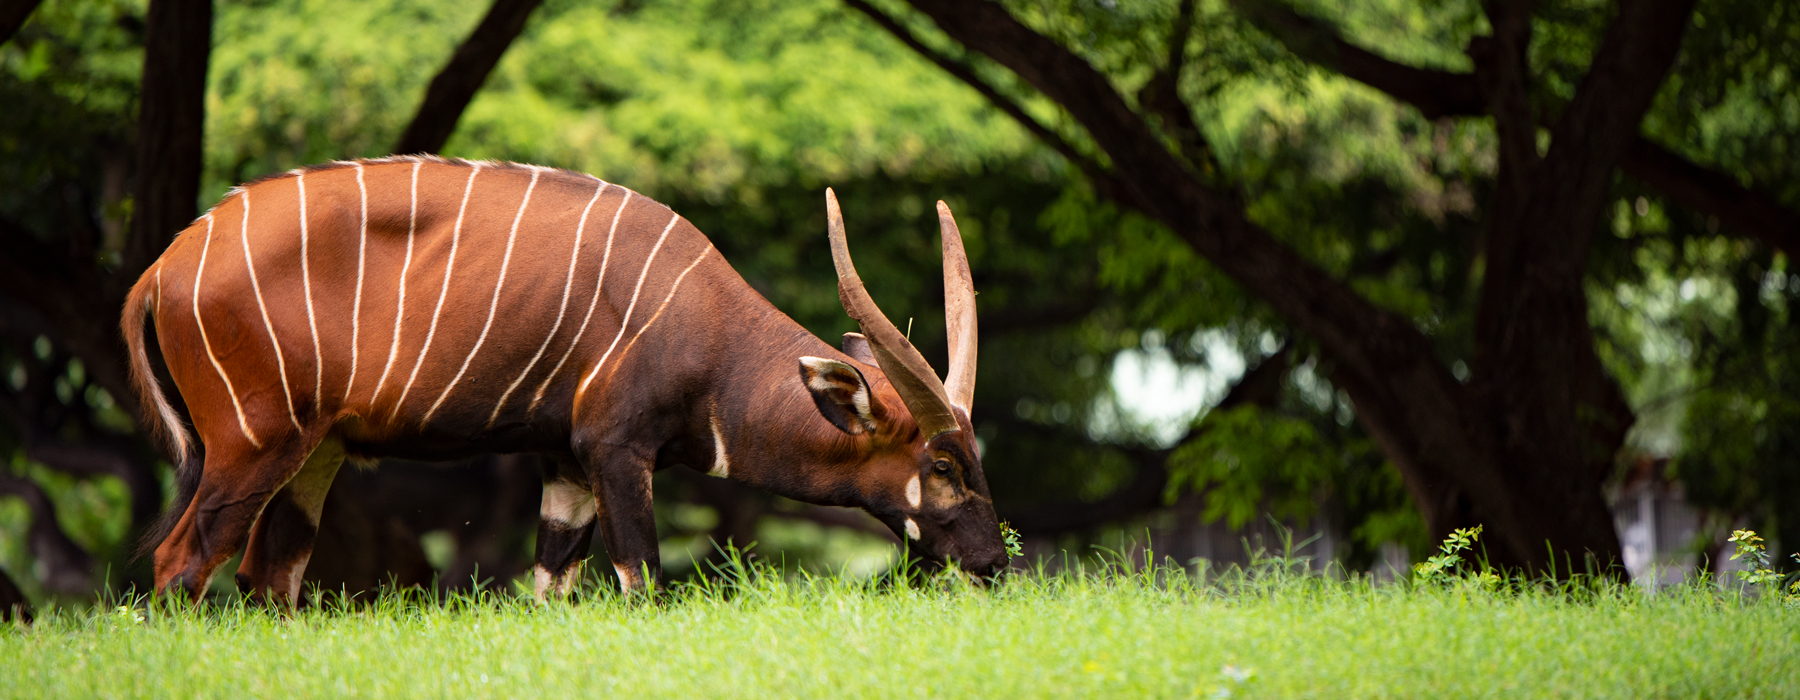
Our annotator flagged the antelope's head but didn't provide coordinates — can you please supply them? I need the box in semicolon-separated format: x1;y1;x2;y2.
796;189;1007;578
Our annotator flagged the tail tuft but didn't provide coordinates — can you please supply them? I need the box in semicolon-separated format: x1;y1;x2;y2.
122;266;202;559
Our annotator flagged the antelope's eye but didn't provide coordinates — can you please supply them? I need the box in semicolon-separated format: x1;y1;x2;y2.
931;459;952;475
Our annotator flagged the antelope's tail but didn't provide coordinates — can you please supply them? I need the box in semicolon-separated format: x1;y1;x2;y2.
122;266;201;559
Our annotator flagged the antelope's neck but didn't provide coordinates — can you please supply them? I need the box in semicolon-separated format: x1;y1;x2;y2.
706;311;871;505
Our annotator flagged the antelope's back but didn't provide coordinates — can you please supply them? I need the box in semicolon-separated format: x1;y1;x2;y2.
147;158;727;453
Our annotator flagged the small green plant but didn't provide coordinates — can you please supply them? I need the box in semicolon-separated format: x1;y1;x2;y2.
1726;529;1799;601
999;521;1023;559
1413;525;1496;587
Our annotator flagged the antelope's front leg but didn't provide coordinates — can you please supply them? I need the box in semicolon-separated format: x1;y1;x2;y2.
585;447;661;595
532;457;596;602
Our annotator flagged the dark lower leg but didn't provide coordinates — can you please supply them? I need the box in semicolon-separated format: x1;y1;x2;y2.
590;461;659;594
532;476;597;600
236;438;343;606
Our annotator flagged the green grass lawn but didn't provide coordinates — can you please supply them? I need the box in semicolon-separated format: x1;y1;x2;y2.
3;560;1796;699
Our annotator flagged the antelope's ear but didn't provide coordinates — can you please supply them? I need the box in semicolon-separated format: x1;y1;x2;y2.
799;356;878;435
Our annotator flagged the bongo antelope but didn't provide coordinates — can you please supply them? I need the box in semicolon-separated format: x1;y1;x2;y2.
123;157;1005;604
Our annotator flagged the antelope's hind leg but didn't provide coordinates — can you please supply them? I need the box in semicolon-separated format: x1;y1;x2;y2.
236;436;346;606
532;456;596;601
152;433;323;601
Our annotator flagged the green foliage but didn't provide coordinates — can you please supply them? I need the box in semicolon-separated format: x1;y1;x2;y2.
1726;529;1800;600
999;520;1023;559
6;0;1800;597
1411;525;1500;590
1166;405;1336;528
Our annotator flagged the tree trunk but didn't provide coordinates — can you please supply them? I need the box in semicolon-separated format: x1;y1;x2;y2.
0;565;30;624
0;0;44;46
125;0;212;278
888;0;1699;575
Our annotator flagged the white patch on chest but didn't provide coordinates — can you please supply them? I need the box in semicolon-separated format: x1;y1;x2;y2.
905;517;921;541
540;480;597;527
905;474;921;509
708;416;730;478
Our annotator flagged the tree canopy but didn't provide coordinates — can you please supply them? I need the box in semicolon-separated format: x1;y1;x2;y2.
1;0;1796;604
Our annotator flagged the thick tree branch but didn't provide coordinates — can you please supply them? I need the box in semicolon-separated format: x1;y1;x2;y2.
843;0;1140;208
393;0;544;155
1471;0;1542;205
1529;0;1698;266
1235;0;1800;262
0;0;44;46
1230;0;1483;119
1621;139;1800;255
898;0;1536;563
899;0;1210;226
1138;0;1217;176
124;0;212;278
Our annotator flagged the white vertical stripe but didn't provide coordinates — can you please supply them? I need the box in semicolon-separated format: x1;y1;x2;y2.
423;168;540;423
577;212;682;398
239;193;304;431
392;163;482;420
194;214;262;448
601;245;712;383
343;163;368;402
531;190;633;410
370;158;422;407
489;178;609;427
296;173;324;415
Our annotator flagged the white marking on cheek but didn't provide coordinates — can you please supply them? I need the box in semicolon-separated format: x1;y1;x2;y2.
708;415;730;478
905;517;921;541
905;474;921;509
540;480;596;527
